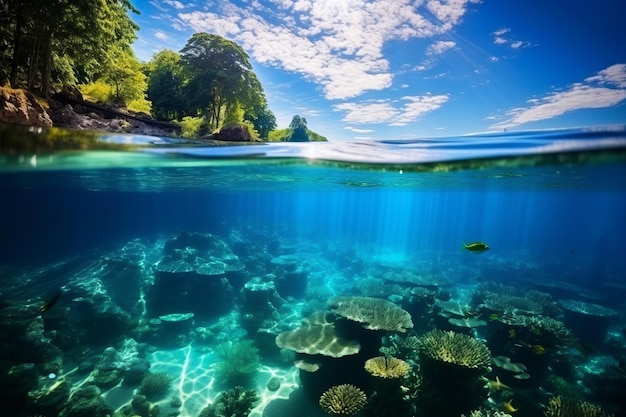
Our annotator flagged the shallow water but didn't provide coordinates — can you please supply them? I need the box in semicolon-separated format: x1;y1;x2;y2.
1;123;625;417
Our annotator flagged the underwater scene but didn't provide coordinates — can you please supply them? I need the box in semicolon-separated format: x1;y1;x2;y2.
1;125;626;417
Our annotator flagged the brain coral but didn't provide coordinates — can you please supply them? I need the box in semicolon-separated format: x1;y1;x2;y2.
319;384;367;416
329;296;414;332
418;329;491;369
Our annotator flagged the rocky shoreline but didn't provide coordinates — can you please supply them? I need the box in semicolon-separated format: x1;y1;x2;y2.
0;87;179;138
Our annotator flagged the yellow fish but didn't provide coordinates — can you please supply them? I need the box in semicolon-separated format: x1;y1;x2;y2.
486;376;510;392
531;344;546;355
501;399;518;413
508;329;516;339
463;241;490;253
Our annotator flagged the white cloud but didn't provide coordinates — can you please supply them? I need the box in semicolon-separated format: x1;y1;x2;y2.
492;27;510;36
154;30;169;41
585;63;626;88
335;94;449;124
164;0;185;9
492;27;530;49
177;0;477;100
345;126;375;133
426;40;456;55
491;64;626;129
488;56;499;63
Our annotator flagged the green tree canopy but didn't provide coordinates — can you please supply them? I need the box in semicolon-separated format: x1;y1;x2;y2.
245;105;277;140
0;0;139;97
288;115;309;142
145;49;185;120
179;32;266;131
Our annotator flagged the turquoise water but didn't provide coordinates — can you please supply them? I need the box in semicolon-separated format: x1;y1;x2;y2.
1;124;625;417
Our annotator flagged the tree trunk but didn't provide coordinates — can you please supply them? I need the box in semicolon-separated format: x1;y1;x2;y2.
41;32;52;99
9;19;21;87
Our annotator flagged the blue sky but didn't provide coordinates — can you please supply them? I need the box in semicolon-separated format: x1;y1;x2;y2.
131;0;626;141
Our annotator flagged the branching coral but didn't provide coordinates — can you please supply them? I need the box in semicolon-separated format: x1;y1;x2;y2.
319;384;367;416
418;330;491;369
544;395;614;417
198;386;258;417
138;372;172;400
365;356;410;379
214;340;260;384
328;296;413;332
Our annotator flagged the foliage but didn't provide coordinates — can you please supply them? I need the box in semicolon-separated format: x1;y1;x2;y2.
198;386;258;417
288;115;309;142
214;340;260;385
80;80;113;104
100;46;147;105
138;372;172;400
244;105;276;139
145;49;185;120
180;32;266;131
0;0;139;97
267;128;291;142
178;116;206;139
266;115;327;142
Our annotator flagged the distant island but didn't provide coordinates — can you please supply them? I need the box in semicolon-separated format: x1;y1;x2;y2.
0;2;326;142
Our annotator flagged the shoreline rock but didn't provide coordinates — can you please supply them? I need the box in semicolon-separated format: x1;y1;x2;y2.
0;86;53;127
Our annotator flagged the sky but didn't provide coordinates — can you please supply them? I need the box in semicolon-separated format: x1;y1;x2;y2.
131;0;626;141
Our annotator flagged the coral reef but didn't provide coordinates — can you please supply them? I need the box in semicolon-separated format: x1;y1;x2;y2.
328;296;414;332
214;340;260;385
319;384;367;416
418;330;491;369
58;385;112;417
198;386;258;417
364;356;410;379
544;396;614;417
138;372;172;400
417;330;492;415
275;311;360;358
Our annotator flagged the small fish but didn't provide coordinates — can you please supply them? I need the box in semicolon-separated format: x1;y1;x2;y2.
40;290;62;313
530;344;546;355
501;399;518;413
489;313;500;321
617;361;625;373
463;241;489;253
508;329;516;339
486;376;510;392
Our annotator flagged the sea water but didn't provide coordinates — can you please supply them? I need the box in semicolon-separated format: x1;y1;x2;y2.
1;124;625;417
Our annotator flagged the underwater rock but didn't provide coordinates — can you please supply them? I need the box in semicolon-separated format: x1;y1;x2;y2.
30;378;71;416
274;268;308;299
58;384;112;417
148;233;240;321
266;376;281;392
90;341;141;389
239;277;283;333
559;299;617;345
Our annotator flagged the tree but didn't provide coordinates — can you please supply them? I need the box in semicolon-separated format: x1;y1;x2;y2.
101;46;147;104
0;0;139;97
180;32;266;131
288;115;309;142
244;105;276;139
146;50;185;120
